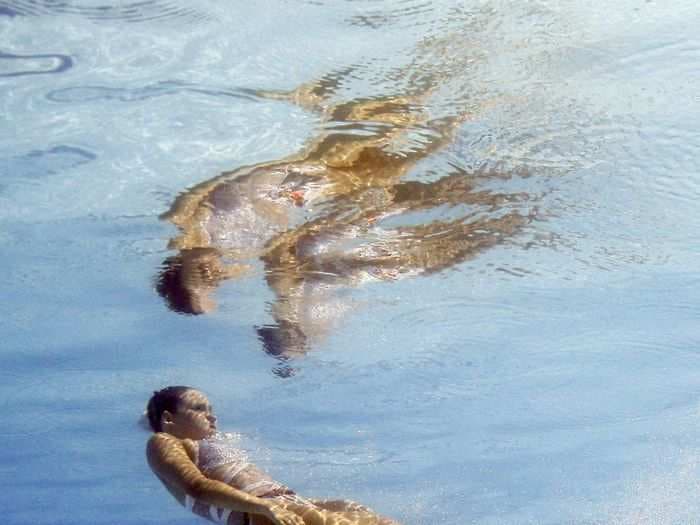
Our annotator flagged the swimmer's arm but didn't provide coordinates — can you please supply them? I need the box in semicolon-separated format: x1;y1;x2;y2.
253;66;358;113
147;434;302;525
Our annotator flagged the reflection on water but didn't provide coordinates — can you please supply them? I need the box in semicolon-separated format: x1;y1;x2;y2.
0;0;209;23
3;0;700;522
345;0;435;30
0;50;73;77
46;81;263;104
0;145;96;192
156;58;536;361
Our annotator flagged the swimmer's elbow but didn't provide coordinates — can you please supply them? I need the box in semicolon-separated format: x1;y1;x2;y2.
189;475;241;503
187;478;209;500
179;469;215;499
188;476;264;514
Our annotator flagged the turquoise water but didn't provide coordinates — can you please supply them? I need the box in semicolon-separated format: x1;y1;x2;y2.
2;1;700;524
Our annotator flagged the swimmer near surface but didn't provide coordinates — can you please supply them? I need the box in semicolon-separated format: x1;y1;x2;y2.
146;386;399;525
156;66;534;360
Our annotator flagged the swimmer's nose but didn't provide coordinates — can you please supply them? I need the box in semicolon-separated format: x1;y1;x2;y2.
207;413;217;424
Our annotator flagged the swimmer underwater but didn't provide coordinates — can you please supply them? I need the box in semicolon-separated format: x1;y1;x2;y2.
146;386;399;525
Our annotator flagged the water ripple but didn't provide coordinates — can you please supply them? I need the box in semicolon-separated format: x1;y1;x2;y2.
345;0;436;30
596;37;700;79
0;50;73;78
0;0;211;24
46;81;263;104
0;145;96;187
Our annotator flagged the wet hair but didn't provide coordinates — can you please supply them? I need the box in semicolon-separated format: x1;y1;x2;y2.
156;249;223;315
256;321;308;358
156;255;200;315
146;386;193;432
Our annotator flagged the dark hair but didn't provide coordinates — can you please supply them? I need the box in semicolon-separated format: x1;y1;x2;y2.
146;386;193;432
156;249;223;315
256;321;308;358
156;255;200;315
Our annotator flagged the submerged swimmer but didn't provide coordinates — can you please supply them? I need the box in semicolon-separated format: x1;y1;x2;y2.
146;386;399;525
156;69;532;356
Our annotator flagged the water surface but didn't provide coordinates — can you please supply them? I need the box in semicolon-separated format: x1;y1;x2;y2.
1;1;700;524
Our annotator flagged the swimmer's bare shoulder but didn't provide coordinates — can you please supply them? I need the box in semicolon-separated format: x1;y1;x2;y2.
146;433;198;489
146;433;303;525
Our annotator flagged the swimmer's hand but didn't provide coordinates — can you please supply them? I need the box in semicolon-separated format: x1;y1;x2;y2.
265;503;305;525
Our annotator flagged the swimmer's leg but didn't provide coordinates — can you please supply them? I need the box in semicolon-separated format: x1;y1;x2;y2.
253;66;359;113
308;500;373;513
255;500;399;525
370;210;529;276
302;207;530;282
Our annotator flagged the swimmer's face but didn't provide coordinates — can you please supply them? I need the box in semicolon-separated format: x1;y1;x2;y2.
161;389;217;440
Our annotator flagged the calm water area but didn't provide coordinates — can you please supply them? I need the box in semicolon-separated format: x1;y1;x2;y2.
2;1;700;524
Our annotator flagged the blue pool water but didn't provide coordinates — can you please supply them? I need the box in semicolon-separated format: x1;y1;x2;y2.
2;1;700;524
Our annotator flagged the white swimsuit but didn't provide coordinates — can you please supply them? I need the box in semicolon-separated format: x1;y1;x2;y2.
185;433;309;525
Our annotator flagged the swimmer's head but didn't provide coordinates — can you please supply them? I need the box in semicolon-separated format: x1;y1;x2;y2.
257;320;308;359
156;249;222;315
146;386;217;439
156;248;249;315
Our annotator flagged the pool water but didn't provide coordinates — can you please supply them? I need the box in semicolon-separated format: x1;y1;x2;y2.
2;1;700;524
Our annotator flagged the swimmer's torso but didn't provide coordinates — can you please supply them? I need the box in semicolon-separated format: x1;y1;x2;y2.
196;433;296;499
156;79;529;358
168;433;308;525
195;164;325;258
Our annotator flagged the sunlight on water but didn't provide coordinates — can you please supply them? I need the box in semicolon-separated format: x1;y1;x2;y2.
1;0;700;524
